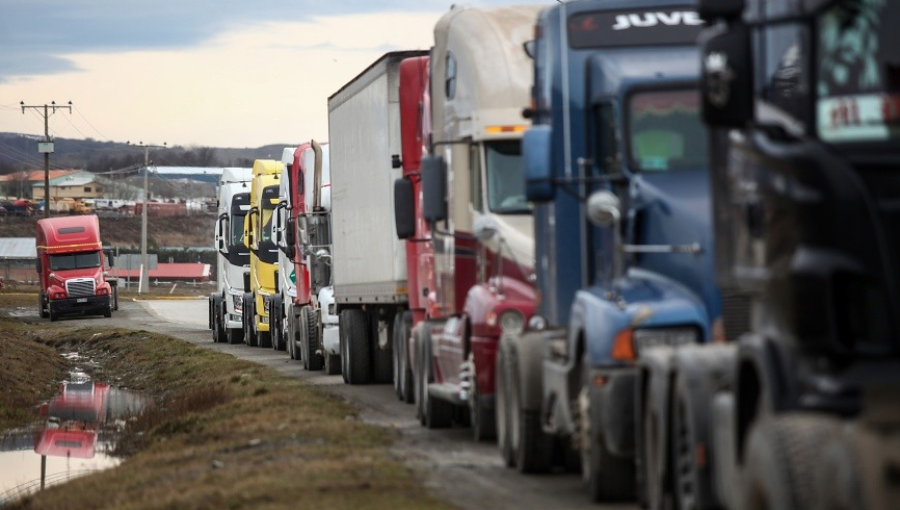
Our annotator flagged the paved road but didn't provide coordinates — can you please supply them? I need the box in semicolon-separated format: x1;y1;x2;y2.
53;298;636;510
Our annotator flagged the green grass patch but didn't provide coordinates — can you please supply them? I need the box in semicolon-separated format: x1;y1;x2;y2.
0;317;457;510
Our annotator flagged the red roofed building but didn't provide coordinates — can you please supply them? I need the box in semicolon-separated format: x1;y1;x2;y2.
0;169;79;199
109;263;211;283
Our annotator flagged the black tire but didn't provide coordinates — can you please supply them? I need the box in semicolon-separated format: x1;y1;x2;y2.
815;429;865;510
303;307;324;371
39;292;49;319
412;326;426;424
509;340;553;474
324;351;341;375
258;331;272;349
340;312;349;384
420;328;452;429
496;336;515;468
742;414;841;510
103;303;112;318
371;310;393;384
397;312;414;403
469;355;496;442
227;328;243;345
643;385;668;510
243;294;258;347
49;307;58;322
392;313;404;399
580;365;635;501
342;309;371;385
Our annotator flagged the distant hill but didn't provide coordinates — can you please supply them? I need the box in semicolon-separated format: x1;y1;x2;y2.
0;132;290;174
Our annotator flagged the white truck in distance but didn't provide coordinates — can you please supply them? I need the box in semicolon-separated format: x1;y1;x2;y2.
209;167;253;344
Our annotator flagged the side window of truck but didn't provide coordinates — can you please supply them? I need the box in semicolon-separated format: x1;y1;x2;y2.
469;143;484;212
446;53;457;99
593;102;619;174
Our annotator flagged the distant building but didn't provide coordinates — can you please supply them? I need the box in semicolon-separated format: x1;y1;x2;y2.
0;169;79;199
32;171;106;201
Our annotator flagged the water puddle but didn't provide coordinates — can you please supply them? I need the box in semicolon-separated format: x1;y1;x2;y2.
0;369;149;505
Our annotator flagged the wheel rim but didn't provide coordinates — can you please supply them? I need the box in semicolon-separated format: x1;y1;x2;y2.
675;398;697;510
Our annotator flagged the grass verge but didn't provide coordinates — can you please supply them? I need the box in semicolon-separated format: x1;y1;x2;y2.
0;310;456;510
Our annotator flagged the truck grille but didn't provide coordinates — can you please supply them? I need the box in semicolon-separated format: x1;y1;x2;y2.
66;278;96;298
722;288;752;341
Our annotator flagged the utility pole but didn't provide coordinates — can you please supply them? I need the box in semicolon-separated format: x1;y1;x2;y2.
129;141;166;294
20;101;72;218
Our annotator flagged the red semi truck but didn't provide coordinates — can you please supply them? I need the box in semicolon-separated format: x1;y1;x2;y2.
393;5;540;440
36;215;115;322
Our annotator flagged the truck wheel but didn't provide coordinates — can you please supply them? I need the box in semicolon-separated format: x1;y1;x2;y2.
814;429;864;510
270;297;285;351
302;307;324;371
420;327;452;429
49;308;58;322
103;303;112;318
469;353;496;442
643;388;668;510
580;367;635;501
412;325;426;424
397;312;414;403
341;309;371;384
392;313;404;399
227;328;243;344
340;313;349;383
372;310;393;385
324;352;341;375
496;336;515;467
258;331;272;348
243;294;258;347
509;339;553;473
742;414;841;510
39;292;49;319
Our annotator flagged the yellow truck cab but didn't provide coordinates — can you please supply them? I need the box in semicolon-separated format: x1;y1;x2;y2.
242;159;283;347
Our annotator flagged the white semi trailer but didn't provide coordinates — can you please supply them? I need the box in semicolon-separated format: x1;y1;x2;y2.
328;50;427;385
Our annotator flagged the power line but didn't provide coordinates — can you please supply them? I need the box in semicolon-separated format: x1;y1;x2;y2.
73;106;111;141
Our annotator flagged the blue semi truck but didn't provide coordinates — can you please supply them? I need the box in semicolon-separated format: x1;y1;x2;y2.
493;0;748;502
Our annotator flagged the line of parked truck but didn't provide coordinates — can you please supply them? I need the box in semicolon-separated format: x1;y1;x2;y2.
208;1;900;509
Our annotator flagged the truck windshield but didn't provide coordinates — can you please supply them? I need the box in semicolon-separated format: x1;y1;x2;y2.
231;212;246;247
627;88;708;172
485;140;530;214
816;0;900;144
49;251;101;271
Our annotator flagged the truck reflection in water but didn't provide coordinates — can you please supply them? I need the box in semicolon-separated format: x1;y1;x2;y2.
0;380;148;504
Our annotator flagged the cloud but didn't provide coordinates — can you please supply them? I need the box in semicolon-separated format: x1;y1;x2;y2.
0;0;526;82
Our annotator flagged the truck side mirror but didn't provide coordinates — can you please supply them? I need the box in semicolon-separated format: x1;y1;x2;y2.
216;212;228;255
524;125;555;202
701;24;753;128
394;177;415;239
422;155;447;224
285;215;296;259
104;249;115;268
697;0;744;21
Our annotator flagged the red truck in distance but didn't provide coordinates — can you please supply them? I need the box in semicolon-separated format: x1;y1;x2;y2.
36;215;115;322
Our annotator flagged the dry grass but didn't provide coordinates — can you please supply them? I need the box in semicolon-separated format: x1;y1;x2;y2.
0;316;457;510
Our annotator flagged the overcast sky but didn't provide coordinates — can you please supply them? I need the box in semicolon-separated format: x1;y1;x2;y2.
0;1;549;151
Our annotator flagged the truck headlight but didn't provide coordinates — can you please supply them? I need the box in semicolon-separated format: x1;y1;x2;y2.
499;310;525;334
633;328;697;355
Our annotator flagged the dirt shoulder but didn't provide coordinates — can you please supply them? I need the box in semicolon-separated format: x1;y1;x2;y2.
0;296;456;510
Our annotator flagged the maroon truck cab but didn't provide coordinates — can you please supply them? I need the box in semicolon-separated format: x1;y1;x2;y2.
36;215;113;321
